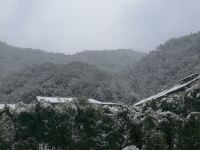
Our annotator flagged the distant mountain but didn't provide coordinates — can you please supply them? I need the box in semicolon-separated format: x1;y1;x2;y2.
124;31;200;99
3;31;200;103
70;49;145;73
0;41;68;79
0;62;137;104
0;41;145;79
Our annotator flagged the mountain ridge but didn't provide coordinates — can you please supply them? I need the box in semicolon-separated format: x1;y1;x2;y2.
124;31;200;99
0;41;145;79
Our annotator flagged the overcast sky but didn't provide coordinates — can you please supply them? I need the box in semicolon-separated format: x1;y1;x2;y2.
0;0;200;53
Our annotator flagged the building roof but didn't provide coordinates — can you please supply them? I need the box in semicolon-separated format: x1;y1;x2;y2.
37;96;74;103
36;96;120;106
134;74;200;106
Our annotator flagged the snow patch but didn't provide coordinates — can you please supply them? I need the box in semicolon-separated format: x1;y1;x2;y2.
37;96;120;106
122;145;139;150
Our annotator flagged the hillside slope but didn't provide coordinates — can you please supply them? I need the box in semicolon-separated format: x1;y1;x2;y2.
1;74;200;150
0;41;144;79
124;31;200;99
0;62;137;103
71;49;145;73
134;75;200;150
0;41;68;79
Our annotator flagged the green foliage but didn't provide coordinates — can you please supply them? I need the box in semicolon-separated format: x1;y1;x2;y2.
0;110;14;150
0;82;200;150
177;112;200;150
142;130;168;150
10;101;140;149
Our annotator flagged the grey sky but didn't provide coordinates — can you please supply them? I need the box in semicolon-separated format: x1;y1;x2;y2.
0;0;200;53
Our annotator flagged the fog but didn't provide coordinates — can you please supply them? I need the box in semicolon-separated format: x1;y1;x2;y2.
0;0;200;53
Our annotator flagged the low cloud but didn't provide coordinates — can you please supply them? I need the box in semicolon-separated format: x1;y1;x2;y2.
0;0;200;53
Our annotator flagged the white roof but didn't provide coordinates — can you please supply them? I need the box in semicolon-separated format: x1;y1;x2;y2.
36;96;119;106
134;75;200;106
88;98;119;105
37;96;74;103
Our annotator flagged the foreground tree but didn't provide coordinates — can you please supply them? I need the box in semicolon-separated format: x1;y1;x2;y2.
0;110;14;150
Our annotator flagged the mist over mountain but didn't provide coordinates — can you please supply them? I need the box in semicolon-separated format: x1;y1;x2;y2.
124;31;200;98
71;49;144;73
0;41;145;80
0;41;68;79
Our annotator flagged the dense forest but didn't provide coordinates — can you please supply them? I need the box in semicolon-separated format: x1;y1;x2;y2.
0;62;137;104
123;31;200;98
0;76;200;150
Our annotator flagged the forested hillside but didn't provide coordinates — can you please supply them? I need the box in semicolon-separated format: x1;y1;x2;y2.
0;41;68;79
0;62;137;104
0;41;144;79
1;31;200;104
124;31;200;98
0;76;200;150
71;49;144;73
